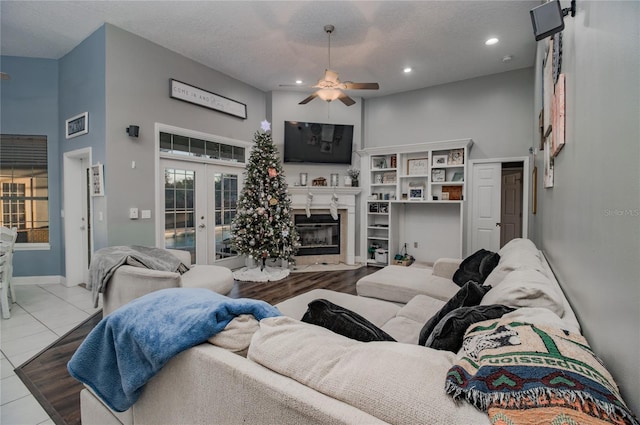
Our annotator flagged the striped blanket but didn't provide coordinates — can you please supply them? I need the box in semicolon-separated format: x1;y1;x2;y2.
445;319;639;425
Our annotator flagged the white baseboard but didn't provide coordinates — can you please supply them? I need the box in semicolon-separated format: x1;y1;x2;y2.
13;275;66;286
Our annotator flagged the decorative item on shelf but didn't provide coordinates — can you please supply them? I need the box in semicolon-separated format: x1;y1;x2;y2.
402;193;408;200
452;172;464;182
374;248;388;264
369;203;379;213
442;185;462;200
407;158;429;175
432;155;448;166
382;172;396;184
409;187;424;201
368;243;380;260
390;155;397;168
432;169;446;182
379;203;389;213
330;173;339;187
441;192;450;200
375;174;383;184
312;177;327;186
448;149;464;165
346;166;360;187
300;173;308;186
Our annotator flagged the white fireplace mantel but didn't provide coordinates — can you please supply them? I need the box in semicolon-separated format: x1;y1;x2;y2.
288;187;361;265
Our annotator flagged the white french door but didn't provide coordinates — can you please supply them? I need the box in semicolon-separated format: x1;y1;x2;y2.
160;159;244;269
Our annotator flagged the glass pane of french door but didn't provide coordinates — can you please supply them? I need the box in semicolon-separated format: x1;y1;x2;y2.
213;173;238;260
163;167;196;264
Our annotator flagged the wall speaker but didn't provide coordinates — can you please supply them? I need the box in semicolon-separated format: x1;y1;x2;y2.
126;125;139;138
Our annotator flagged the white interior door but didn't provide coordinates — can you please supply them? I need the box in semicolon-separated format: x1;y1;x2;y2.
470;162;502;252
501;169;523;246
63;148;92;287
160;159;244;268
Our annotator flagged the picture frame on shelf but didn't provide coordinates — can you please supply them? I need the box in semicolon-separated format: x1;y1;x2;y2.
369;202;379;213
432;169;445;182
442;185;462;200
372;157;387;169
409;187;424;201
382;172;396;184
379;203;389;213
407;158;429;175
432;155;448;166
448;149;464;165
441;192;450;200
452;172;464;182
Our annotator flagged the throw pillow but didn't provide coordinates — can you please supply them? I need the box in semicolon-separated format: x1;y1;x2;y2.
418;281;491;346
452;249;500;287
425;304;515;352
301;299;396;342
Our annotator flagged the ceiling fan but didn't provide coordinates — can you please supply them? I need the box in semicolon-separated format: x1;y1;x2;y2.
285;25;379;107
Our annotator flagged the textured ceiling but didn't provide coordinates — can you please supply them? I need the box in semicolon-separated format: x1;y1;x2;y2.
0;1;541;98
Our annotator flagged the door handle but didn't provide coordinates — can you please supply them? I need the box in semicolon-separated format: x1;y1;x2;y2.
199;223;206;229
496;222;501;227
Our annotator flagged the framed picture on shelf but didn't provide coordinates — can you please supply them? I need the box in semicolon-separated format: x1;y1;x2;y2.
432;155;448;166
441;192;450;200
442;185;462;200
369;203;379;213
382;172;396;183
409;187;424;201
452;172;464;182
379;203;389;213
407;158;429;175
448;149;464;165
372;157;387;169
432;169;445;182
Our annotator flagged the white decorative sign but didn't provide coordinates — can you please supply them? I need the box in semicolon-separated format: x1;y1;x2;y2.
170;79;247;119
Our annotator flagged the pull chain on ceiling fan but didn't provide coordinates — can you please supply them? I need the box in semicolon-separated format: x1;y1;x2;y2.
294;25;379;107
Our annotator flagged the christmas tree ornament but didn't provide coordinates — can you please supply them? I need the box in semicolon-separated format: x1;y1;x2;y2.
268;168;277;178
269;198;278;206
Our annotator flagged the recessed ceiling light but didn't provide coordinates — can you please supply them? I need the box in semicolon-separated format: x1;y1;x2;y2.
403;67;412;73
502;55;513;63
295;80;303;84
485;38;499;46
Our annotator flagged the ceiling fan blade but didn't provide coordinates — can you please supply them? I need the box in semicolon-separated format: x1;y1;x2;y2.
344;82;379;90
337;92;356;106
299;92;319;105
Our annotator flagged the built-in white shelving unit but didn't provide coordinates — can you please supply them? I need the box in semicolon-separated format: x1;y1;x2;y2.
361;139;473;266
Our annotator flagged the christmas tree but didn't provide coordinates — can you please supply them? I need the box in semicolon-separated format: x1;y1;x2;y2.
231;120;300;271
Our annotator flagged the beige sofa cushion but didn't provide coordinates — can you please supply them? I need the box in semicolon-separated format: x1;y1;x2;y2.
208;314;259;356
248;316;490;425
501;307;580;334
483;238;546;288
380;295;447;343
356;265;460;303
480;268;565;317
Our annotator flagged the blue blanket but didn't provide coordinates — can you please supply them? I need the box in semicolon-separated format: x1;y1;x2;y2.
67;288;281;412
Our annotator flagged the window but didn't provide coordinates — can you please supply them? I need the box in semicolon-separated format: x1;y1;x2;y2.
214;173;238;259
160;132;245;163
0;135;49;244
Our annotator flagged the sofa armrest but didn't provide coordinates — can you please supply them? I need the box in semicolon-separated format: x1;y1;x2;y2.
432;258;462;279
103;266;181;315
165;248;192;268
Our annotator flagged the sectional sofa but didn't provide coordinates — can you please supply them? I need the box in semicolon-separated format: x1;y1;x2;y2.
78;239;637;425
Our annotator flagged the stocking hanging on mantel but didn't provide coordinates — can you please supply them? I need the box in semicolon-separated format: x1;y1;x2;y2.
231;120;300;281
330;193;339;220
306;192;313;218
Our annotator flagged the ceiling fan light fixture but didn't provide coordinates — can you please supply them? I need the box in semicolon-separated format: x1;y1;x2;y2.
317;88;341;102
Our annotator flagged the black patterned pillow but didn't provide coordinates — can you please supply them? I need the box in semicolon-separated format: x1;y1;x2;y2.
418;281;491;346
301;299;396;342
425;304;515;352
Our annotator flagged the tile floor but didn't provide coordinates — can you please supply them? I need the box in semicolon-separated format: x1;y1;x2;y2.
1;283;101;425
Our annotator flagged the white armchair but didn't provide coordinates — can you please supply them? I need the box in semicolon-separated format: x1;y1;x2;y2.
102;249;234;315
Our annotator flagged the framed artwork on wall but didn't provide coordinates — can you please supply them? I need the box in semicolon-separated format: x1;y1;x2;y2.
66;112;89;139
91;163;104;197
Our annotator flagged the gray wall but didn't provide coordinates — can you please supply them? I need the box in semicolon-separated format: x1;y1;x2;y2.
0;56;61;277
533;1;640;412
103;24;267;247
364;67;534;160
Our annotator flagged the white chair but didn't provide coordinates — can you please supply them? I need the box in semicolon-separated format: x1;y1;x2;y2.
0;226;17;319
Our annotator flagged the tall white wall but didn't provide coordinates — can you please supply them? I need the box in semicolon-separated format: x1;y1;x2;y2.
533;1;640;412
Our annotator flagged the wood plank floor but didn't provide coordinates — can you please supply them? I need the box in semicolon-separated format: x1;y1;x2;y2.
15;267;379;425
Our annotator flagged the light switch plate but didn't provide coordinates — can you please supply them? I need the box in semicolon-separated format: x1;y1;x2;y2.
141;209;151;219
129;208;139;219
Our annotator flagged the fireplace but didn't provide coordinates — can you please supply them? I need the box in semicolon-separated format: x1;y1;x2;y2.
295;214;341;256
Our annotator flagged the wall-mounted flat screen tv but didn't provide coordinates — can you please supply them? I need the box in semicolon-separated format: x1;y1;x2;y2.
283;121;353;164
